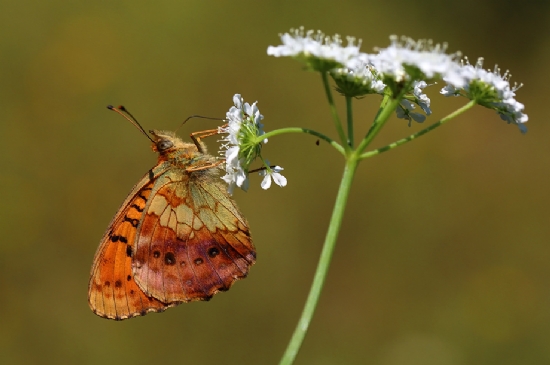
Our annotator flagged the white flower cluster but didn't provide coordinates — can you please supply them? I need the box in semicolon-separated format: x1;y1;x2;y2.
441;58;528;132
331;60;386;97
364;36;463;86
267;28;528;131
221;30;530;192
219;94;287;193
267;27;362;72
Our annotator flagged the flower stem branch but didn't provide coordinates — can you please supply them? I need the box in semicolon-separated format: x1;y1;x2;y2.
260;127;346;155
278;156;359;365
321;72;349;149
359;100;477;159
356;94;402;153
346;96;354;147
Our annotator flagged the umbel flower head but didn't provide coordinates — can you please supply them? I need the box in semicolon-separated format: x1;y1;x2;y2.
441;57;528;133
268;27;528;133
267;27;362;73
219;94;287;194
362;36;464;87
331;61;386;98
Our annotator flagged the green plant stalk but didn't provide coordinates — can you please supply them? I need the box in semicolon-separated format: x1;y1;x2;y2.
321;72;349;149
261;127;345;156
346;96;354;147
364;92;392;139
356;95;402;154
359;100;477;159
278;156;359;365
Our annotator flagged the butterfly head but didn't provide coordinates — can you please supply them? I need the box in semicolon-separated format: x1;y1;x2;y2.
148;130;194;152
149;130;206;162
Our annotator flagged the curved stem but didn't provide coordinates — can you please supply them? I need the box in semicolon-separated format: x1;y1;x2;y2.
321;72;349;149
359;100;477;160
260;127;346;156
278;156;359;365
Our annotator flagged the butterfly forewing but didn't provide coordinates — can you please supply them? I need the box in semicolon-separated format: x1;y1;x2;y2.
88;179;173;320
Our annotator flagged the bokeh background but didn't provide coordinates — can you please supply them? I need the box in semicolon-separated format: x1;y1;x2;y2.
1;1;549;364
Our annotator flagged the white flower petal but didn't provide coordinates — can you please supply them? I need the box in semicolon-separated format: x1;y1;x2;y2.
410;112;426;123
225;146;240;166
272;172;287;187
233;94;242;108
235;169;247;187
261;174;272;190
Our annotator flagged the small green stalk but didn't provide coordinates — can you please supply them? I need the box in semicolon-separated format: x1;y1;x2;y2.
346;96;354;147
360;100;477;159
321;72;349;149
260;128;345;156
357;93;402;154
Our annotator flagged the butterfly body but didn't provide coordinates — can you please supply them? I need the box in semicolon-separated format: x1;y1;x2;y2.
89;130;255;320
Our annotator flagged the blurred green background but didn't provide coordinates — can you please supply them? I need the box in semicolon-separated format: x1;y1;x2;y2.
1;1;549;364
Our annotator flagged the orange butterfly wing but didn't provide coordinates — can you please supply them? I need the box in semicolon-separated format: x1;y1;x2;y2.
89;133;256;320
88;176;173;320
131;170;256;303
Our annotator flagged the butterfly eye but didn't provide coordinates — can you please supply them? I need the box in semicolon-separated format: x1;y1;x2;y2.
157;139;174;151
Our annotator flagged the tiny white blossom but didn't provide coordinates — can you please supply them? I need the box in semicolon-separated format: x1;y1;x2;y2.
440;84;458;97
222;163;249;195
223;145;240;167
219;94;287;193
394;80;431;125
219;94;263;193
331;60;386;97
267;27;362;72
413;81;431;115
396;100;426;125
441;58;528;132
361;36;463;87
259;165;287;190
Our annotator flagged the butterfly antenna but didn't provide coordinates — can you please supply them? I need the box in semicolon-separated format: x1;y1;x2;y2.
107;105;154;143
175;115;224;134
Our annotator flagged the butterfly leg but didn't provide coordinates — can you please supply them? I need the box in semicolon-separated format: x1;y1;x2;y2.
190;125;227;153
186;159;225;172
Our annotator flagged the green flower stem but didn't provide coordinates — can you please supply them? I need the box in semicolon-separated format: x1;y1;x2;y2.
346;96;354;148
359;100;477;160
321;72;349;149
356;95;401;154
366;92;392;138
260;127;346;156
278;156;359;365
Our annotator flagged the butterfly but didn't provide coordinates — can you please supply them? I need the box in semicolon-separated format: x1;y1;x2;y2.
88;106;255;320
